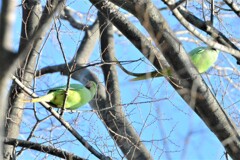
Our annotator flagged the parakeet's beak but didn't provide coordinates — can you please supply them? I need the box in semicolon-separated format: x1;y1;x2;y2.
209;47;219;53
85;81;95;89
209;47;217;51
85;82;90;89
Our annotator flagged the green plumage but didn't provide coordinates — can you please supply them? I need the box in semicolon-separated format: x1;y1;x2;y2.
189;47;219;73
128;47;219;81
26;81;97;110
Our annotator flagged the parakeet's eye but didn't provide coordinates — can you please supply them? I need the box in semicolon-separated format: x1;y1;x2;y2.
85;82;93;89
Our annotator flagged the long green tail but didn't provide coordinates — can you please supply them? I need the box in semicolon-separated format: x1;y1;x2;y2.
130;71;163;81
115;56;174;81
129;68;172;81
116;59;164;81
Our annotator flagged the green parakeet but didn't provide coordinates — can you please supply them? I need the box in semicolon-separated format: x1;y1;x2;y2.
125;47;219;81
24;81;97;110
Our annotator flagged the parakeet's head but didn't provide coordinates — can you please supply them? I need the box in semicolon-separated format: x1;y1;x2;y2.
85;81;97;98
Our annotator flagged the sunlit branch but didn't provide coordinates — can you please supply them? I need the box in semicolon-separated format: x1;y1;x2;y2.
177;7;239;50
223;0;240;17
61;7;89;30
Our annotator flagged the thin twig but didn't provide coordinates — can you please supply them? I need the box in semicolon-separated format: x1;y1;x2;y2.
211;0;214;25
4;137;85;160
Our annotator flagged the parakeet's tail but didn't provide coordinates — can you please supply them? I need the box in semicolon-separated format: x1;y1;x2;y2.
130;71;163;81
21;93;54;103
116;58;172;81
130;68;173;81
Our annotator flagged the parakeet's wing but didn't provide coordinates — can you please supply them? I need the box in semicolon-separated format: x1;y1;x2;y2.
48;84;84;92
65;82;97;110
189;47;206;73
49;82;96;110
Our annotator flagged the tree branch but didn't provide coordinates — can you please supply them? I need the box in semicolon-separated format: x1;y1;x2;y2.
223;0;240;17
0;1;17;159
4;138;85;160
98;12;153;159
61;7;89;30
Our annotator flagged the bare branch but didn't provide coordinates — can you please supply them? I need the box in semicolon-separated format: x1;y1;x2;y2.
0;0;16;50
73;19;99;65
4;137;85;160
211;0;214;24
223;0;240;17
61;7;89;30
0;1;17;158
98;12;153;159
